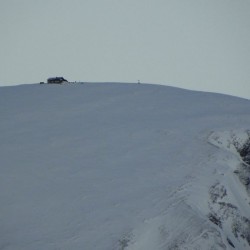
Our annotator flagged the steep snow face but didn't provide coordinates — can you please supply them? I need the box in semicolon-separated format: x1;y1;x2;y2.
0;83;250;250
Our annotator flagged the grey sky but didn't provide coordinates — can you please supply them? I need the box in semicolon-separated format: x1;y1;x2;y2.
1;0;250;99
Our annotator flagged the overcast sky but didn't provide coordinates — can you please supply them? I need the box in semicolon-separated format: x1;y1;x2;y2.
1;0;250;99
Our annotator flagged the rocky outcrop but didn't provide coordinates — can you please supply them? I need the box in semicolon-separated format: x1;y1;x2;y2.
235;136;250;193
208;130;250;249
239;139;250;165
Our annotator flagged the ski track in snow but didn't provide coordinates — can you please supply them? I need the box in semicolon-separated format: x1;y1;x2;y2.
0;83;250;249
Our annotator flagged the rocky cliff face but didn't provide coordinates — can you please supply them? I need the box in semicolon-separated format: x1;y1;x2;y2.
239;139;250;165
208;130;250;249
235;132;250;193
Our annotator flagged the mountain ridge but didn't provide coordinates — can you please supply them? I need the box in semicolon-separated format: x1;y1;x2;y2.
0;83;250;249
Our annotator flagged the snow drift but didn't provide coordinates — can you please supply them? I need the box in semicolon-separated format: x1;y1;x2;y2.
0;82;250;250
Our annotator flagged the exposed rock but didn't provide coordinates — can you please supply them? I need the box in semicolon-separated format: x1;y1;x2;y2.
236;138;250;192
209;183;227;203
232;216;250;245
208;130;250;248
239;140;250;165
208;213;222;228
227;237;235;248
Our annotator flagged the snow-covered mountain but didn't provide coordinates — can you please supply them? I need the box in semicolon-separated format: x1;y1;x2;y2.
0;82;250;250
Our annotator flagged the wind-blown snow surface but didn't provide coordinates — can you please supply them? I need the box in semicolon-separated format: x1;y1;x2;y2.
0;83;250;250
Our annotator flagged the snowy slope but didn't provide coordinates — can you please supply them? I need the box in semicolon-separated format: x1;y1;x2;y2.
0;82;250;250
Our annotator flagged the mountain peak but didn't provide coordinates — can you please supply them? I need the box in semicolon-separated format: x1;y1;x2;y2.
1;83;250;249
